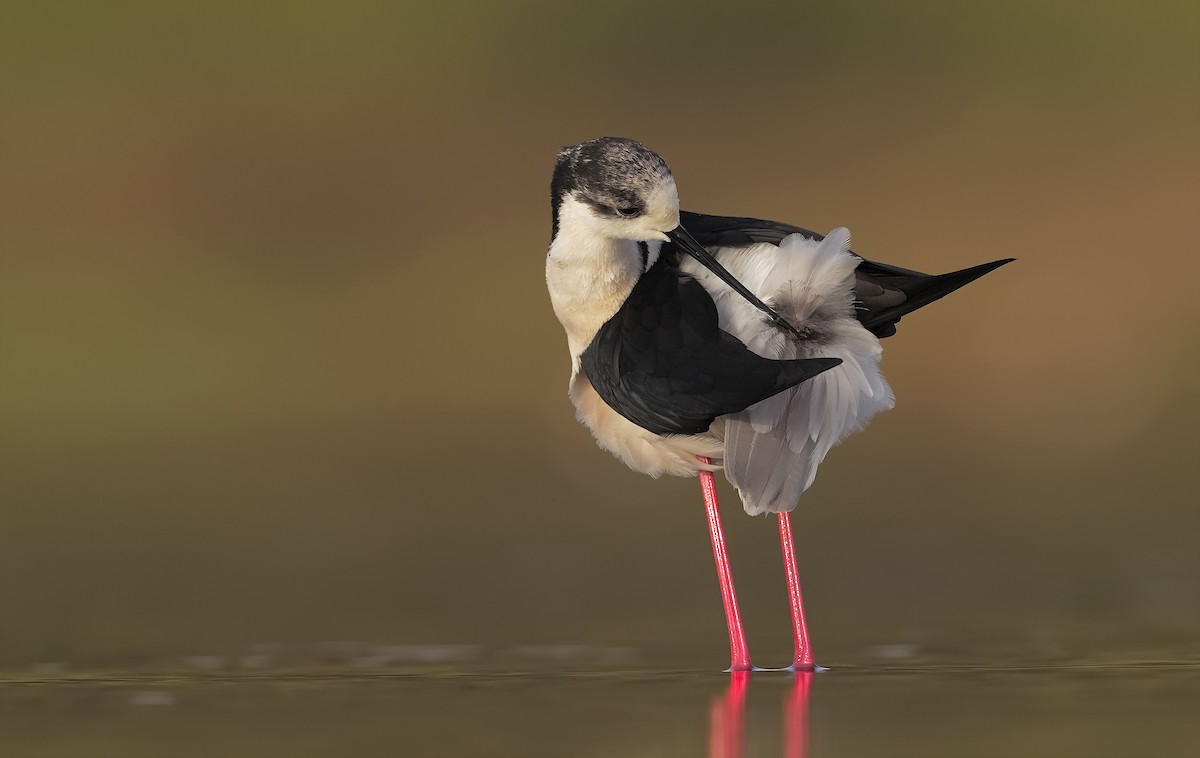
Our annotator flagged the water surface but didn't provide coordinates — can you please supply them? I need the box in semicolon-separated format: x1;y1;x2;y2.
5;661;1197;757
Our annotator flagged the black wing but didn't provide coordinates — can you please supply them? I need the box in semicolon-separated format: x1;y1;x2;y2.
580;255;841;436
680;210;1013;339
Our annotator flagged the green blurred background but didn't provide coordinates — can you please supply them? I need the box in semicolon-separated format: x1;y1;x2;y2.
1;1;1197;672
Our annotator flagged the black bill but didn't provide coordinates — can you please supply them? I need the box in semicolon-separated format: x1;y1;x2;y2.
666;225;804;340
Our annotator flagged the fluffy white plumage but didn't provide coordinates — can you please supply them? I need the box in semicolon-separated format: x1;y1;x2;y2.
679;229;895;515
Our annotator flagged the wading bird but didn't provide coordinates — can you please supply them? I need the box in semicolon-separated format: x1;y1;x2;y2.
545;137;1010;671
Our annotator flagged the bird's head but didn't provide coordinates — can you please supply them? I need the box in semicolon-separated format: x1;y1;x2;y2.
550;137;680;243
549;137;808;340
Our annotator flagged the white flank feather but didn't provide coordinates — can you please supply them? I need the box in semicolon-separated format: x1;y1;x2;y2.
692;230;895;515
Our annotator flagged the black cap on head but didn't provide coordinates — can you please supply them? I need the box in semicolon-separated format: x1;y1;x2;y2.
550;137;672;239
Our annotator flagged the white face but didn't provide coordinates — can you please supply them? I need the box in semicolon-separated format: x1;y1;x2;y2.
632;175;681;241
570;174;680;242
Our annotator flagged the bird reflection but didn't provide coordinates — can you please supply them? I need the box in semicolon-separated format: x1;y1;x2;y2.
709;672;812;758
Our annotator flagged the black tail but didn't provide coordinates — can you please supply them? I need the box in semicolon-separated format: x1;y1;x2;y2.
854;258;1015;338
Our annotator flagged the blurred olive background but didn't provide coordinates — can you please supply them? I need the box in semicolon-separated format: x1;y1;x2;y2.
1;1;1197;672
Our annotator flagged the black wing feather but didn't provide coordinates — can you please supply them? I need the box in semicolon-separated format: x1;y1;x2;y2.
680;210;1013;339
580;256;841;436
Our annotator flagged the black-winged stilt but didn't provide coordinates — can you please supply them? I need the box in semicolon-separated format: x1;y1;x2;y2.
545;137;1011;671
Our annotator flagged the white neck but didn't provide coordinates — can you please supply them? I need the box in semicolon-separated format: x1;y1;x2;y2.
545;199;660;365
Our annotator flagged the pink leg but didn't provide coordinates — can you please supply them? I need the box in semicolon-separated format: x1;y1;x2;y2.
778;511;815;671
698;457;752;671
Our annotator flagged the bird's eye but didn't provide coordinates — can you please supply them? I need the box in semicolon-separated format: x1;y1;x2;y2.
615;205;641;218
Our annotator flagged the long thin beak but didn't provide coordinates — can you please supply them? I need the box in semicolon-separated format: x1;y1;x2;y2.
667;225;803;340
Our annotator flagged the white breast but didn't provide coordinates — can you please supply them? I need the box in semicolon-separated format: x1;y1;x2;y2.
545;199;704;477
545;201;647;364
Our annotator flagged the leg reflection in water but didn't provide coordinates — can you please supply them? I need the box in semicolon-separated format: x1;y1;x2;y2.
709;672;813;758
783;672;812;758
709;670;749;758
